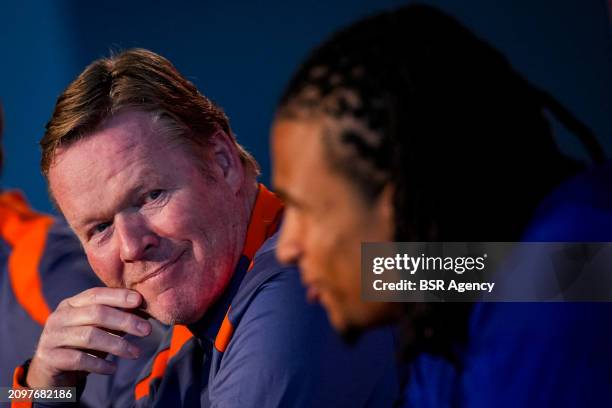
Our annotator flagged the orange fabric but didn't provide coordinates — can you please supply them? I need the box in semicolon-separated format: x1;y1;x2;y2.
212;184;283;353
134;325;193;400
0;191;54;326
167;325;194;359
10;365;32;408
214;309;235;353
134;349;170;400
241;184;284;261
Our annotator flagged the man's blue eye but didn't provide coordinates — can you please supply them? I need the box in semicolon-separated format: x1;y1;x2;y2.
148;190;163;201
94;222;111;234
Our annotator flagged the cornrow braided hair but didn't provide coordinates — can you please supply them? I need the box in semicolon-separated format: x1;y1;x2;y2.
276;2;604;384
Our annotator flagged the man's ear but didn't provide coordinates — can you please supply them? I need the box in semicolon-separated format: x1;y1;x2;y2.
209;129;243;194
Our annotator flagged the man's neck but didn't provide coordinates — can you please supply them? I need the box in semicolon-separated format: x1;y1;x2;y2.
242;178;260;222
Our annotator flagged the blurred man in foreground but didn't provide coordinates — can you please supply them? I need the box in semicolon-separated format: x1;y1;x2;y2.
272;5;612;406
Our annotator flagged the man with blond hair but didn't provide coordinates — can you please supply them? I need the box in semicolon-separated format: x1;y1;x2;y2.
13;49;397;407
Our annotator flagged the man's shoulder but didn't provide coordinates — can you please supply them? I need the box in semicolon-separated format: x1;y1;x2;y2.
224;229;320;355
252;228;283;271
231;231;294;309
211;232;399;407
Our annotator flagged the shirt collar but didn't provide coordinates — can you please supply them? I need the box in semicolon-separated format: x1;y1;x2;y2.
188;183;283;342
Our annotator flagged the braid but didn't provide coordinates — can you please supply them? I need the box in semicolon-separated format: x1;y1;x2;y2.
536;87;606;164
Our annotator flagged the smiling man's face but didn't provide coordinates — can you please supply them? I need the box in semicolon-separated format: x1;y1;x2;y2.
49;109;246;324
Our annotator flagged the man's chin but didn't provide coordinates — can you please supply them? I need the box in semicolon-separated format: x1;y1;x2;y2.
327;309;365;345
328;304;392;345
338;324;365;345
146;302;202;325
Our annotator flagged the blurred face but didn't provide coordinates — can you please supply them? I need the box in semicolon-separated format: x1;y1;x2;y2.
49;110;249;324
272;118;398;334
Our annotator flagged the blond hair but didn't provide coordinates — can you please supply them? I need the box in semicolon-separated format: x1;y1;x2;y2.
41;48;259;176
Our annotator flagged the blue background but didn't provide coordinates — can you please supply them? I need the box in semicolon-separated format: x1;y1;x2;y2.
1;0;611;213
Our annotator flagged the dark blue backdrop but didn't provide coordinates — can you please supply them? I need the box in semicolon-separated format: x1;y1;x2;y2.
1;0;611;213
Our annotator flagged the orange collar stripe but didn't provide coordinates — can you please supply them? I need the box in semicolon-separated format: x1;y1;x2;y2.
241;184;284;261
214;309;234;353
134;325;193;400
213;184;284;353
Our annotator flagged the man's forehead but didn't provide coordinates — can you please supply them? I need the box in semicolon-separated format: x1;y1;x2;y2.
52;110;177;169
84;110;161;152
48;111;178;225
272;119;328;205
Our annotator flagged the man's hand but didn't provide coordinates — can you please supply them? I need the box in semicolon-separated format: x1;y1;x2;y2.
26;287;152;387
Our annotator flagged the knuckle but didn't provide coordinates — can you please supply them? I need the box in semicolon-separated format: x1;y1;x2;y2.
91;304;105;321
121;313;136;331
34;348;49;365
113;337;129;354
81;326;96;345
57;297;71;310
40;317;61;342
75;352;88;370
66;351;83;371
44;312;58;329
38;327;51;345
78;287;98;303
87;289;99;303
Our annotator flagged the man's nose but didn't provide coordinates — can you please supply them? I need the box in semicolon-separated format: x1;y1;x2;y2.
115;212;159;263
276;213;303;265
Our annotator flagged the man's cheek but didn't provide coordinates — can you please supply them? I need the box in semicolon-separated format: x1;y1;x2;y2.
97;271;124;288
88;256;123;288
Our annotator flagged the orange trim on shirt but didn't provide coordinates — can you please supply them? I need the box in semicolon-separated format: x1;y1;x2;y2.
134;349;169;400
11;365;33;408
0;191;54;325
241;184;284;261
211;184;283;353
214;309;235;353
134;325;193;400
167;325;194;359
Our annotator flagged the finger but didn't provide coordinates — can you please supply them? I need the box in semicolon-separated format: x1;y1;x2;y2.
65;304;151;337
66;287;142;309
128;307;151;320
58;326;141;360
53;348;117;375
